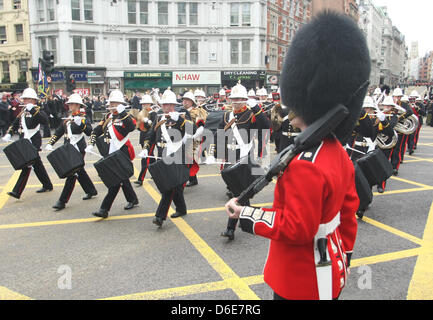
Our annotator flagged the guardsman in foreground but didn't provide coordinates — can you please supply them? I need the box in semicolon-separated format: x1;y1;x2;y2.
225;11;369;300
45;93;98;210
2;88;53;198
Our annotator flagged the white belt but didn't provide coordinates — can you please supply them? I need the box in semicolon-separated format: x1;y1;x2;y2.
314;212;341;300
227;144;241;150
354;141;368;147
282;132;300;137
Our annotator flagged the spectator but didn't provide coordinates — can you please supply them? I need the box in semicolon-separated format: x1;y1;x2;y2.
0;94;11;136
131;91;141;110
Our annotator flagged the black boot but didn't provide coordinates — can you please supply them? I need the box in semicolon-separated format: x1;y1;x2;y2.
92;209;109;219
393;169;398;176
186;176;198;187
377;186;384;194
36;187;53;193
124;200;138;210
171;211;187;218
220;228;235;241
356;210;365;219
134;180;143;186
82;191;97;200
7;191;20;199
53;201;65;211
153;217;164;227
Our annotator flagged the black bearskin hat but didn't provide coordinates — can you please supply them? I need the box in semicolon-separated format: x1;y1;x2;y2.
280;11;371;143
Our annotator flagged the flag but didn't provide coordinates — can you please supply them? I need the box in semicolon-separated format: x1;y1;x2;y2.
37;61;49;98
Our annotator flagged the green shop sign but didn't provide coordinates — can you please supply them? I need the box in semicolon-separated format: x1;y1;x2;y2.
124;71;172;79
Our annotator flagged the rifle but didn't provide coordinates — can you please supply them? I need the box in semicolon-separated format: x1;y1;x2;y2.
230;104;350;210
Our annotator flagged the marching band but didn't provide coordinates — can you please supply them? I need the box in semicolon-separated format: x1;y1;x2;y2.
0;51;430;301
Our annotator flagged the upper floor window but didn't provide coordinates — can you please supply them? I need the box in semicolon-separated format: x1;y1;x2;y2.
158;2;168;25
230;3;250;27
13;0;21;9
127;0;148;25
0;26;6;44
71;0;93;22
15;24;23;42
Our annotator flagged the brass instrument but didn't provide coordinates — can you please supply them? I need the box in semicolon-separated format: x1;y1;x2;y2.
393;105;419;135
270;102;283;131
376;130;398;149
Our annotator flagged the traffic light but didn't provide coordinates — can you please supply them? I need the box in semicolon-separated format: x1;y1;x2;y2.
65;71;76;93
40;50;55;76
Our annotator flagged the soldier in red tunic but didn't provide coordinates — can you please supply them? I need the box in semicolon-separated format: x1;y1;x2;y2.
225;11;371;300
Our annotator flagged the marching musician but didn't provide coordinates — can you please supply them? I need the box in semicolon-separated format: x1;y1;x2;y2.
141;89;197;228
86;89;139;218
377;96;399;193
225;11;368;300
391;88;414;173
183;90;208;187
2;88;53;199
413;96;426;151
45;93;98;210
345;106;376;161
206;82;270;241
134;94;157;186
407;92;424;155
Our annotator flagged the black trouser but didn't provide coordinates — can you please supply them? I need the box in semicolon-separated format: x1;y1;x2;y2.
59;167;97;204
379;148;393;190
155;184;187;220
12;156;53;196
391;134;405;170
138;145;156;182
407;132;416;154
100;179;137;211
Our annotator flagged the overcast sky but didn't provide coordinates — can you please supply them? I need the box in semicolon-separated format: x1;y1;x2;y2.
371;0;433;56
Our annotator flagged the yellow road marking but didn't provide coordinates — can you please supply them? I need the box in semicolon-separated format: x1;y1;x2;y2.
0;171;20;210
137;167;260;300
351;248;421;268
407;200;433;299
373;186;433;196
389;176;433;189
102;247;422;300
0;286;32;300
361;216;424;246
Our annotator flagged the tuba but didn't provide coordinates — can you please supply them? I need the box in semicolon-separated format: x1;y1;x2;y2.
394;105;419;135
376;130;398;149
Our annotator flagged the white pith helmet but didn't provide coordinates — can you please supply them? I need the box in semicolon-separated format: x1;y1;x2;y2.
140;94;153;105
160;89;181;105
182;91;197;105
108;89;126;104
21;88;39;100
66;93;85;106
229;83;248;100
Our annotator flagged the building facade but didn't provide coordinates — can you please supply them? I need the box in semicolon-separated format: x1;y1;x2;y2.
28;0;269;96
312;0;358;21
0;0;32;92
265;0;312;89
358;0;384;87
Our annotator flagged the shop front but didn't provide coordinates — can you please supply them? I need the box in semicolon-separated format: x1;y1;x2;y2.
31;67;106;97
221;70;266;91
172;71;221;96
123;71;172;96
